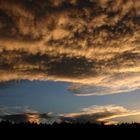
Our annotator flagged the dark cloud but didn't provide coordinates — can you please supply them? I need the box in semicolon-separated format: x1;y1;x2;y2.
1;113;54;124
1;105;140;125
61;105;140;125
1;114;28;123
0;106;56;124
0;0;139;95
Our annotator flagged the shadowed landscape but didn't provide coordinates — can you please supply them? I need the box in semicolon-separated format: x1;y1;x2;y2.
1;121;140;130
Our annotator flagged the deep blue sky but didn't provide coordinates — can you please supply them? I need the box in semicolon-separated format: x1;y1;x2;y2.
0;80;140;114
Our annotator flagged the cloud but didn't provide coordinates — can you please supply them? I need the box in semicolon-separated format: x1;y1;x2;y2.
61;105;140;124
1;105;140;125
1;113;56;124
0;106;38;116
0;106;58;124
0;0;139;95
69;73;140;96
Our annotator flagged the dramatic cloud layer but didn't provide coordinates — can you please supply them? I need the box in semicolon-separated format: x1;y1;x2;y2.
0;0;140;95
1;105;140;125
62;105;140;125
0;106;58;124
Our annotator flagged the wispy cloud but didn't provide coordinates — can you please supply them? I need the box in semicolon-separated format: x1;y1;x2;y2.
0;0;139;95
1;105;140;124
0;106;58;124
62;105;140;125
0;106;38;116
69;74;140;96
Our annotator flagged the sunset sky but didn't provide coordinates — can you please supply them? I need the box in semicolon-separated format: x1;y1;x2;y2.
0;0;140;125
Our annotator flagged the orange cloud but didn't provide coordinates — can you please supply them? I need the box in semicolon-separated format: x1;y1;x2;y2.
1;105;140;124
63;105;140;125
0;0;139;96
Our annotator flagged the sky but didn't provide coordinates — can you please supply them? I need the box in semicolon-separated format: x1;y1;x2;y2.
0;0;140;125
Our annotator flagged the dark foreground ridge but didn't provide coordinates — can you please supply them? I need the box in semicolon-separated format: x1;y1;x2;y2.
1;121;140;138
1;121;140;131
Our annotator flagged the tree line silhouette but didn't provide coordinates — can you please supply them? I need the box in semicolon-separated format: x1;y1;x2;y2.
0;121;140;138
1;120;140;130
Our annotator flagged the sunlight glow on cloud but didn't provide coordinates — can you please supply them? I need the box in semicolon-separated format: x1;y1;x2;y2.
69;73;140;96
1;105;140;125
0;106;56;124
62;105;140;125
0;0;140;96
26;113;41;124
